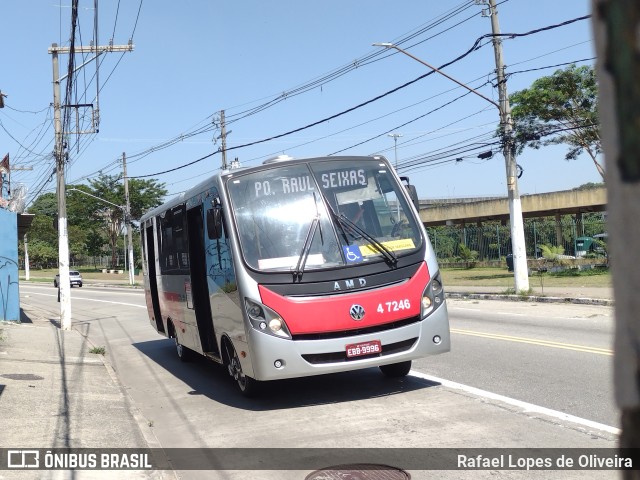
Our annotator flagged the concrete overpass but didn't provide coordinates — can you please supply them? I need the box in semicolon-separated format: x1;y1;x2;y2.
419;186;607;227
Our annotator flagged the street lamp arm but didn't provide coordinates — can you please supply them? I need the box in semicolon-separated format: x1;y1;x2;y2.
67;188;124;210
373;43;501;111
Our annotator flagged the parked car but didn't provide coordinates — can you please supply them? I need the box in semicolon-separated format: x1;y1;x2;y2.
54;271;83;288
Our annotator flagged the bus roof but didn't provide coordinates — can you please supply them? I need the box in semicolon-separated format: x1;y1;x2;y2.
139;155;389;222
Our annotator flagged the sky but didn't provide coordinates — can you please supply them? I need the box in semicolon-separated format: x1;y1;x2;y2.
0;0;598;209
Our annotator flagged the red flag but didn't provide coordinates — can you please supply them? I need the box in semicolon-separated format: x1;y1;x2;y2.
0;153;8;196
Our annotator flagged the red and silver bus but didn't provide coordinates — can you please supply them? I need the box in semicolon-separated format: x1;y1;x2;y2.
140;155;450;395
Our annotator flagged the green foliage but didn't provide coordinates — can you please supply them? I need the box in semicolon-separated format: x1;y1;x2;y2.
551;267;609;277
538;244;564;261
457;243;479;269
509;64;604;178
28;240;58;268
23;175;166;268
29;193;58;216
573;182;605;191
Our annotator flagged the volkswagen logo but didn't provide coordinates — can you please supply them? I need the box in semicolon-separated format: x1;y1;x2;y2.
349;304;365;321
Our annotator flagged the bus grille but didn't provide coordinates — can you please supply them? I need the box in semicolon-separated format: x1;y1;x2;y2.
301;338;417;365
291;315;421;341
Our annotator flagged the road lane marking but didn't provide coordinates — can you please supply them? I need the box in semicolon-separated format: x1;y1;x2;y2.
451;328;613;356
409;370;620;435
453;307;526;316
22;292;146;309
21;285;143;296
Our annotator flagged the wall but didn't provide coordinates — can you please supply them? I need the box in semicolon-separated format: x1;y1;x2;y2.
0;208;19;321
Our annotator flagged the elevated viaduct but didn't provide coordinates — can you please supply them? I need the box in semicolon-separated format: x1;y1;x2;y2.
419;186;606;226
417;187;606;248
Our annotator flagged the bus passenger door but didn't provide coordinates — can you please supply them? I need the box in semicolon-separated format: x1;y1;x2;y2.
186;205;220;357
145;224;165;333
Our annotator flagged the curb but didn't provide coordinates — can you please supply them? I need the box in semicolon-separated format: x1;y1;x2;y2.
446;292;613;307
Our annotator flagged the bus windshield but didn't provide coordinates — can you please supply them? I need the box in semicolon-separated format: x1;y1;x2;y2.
226;158;423;272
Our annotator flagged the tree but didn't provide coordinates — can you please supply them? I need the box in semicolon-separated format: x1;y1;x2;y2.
509;64;604;179
87;174;166;267
26;193;59;256
457;243;479;269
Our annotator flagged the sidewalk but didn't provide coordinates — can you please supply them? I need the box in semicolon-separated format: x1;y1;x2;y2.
0;307;159;479
445;285;614;306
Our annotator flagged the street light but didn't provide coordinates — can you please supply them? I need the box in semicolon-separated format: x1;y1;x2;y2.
374;42;529;292
67;188;135;285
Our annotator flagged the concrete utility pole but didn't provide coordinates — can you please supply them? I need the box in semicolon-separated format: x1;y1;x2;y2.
388;132;402;218
219;110;228;170
24;234;30;281
51;43;72;330
486;0;529;292
388;133;402;171
122;153;135;285
49;41;134;329
373;32;528;292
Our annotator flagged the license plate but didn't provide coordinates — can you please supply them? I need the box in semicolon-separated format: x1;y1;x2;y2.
346;340;382;358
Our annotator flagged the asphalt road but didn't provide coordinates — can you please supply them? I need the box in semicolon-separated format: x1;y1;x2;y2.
415;297;616;428
16;284;620;479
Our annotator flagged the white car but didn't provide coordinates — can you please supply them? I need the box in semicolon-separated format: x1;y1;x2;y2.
54;271;83;288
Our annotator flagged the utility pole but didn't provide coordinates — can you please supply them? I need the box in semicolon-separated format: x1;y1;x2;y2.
219;110;228;170
49;41;134;329
486;0;529;292
387;133;402;172
24;234;30;281
51;43;72;330
388;132;402;218
122;152;135;285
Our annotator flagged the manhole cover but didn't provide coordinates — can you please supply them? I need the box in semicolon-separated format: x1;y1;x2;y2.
305;464;410;480
1;374;44;381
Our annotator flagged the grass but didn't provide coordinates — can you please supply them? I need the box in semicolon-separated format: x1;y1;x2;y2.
22;266;610;289
89;346;106;355
440;266;611;289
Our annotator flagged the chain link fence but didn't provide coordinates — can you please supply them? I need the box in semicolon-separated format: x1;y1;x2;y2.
427;217;607;266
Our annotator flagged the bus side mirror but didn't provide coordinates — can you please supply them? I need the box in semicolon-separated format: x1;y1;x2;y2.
206;208;223;239
400;176;420;211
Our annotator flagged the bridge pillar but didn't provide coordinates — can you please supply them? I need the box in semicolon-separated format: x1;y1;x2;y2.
555;213;563;248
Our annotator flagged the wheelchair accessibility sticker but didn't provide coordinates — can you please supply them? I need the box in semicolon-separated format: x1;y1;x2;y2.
343;245;363;264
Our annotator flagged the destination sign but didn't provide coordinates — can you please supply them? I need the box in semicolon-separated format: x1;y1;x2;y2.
320;169;367;189
252;168;368;198
253;175;314;198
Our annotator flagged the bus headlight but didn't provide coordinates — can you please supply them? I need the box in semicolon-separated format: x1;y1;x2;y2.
421;272;445;318
245;298;291;339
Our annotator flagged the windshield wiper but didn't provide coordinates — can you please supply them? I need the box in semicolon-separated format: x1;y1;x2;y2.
324;203;397;266
293;215;320;281
293;193;325;281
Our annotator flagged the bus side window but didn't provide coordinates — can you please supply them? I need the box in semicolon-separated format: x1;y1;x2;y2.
207;207;223;239
207;204;237;293
159;206;189;274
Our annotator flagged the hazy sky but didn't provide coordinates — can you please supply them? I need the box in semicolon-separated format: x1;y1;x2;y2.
0;1;597;206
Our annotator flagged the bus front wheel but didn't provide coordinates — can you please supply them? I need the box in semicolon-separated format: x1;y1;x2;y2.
223;341;259;397
379;360;412;378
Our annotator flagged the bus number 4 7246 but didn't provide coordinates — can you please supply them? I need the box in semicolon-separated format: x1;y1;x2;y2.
377;299;411;313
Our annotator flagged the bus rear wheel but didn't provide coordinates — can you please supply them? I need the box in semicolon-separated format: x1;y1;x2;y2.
379;360;412;378
175;336;193;362
223;341;259;397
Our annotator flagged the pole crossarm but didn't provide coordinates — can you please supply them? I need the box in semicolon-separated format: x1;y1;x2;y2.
48;43;134;55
